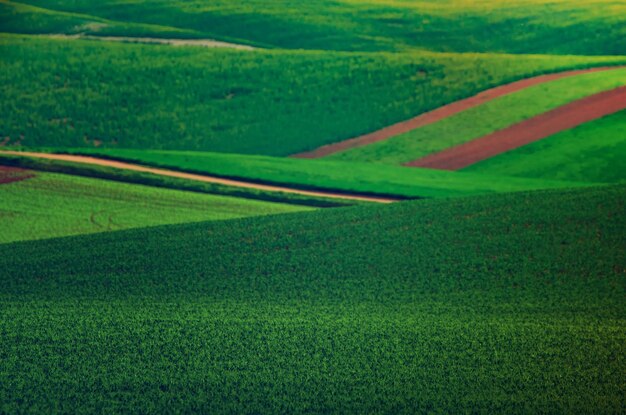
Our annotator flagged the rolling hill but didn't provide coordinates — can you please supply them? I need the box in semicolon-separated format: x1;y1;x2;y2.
1;184;624;413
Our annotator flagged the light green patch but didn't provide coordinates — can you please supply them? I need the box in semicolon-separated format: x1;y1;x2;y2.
0;171;310;243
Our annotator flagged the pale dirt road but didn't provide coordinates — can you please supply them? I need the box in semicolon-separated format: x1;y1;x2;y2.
0;151;400;203
41;34;256;50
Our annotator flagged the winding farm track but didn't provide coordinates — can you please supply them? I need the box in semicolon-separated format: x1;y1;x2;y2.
42;34;257;50
291;65;626;158
406;85;626;170
0;151;399;203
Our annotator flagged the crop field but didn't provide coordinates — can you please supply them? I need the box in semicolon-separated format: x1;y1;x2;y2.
464;110;626;183
0;169;310;243
2;0;625;413
4;0;626;54
327;67;626;164
3;35;626;155
1;184;624;413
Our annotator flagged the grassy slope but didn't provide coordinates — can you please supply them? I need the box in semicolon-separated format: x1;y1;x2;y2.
0;170;310;243
2;35;626;156
464;110;626;183
328;67;626;163
1;184;624;413
10;0;626;54
0;0;210;39
45;148;592;199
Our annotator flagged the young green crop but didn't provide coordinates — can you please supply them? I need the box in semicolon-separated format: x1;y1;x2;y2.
2;35;625;155
0;184;624;413
327;67;626;164
464;110;626;183
0;170;311;243
7;0;626;54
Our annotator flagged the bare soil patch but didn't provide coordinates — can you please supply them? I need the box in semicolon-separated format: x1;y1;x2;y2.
405;86;626;170
0;166;36;185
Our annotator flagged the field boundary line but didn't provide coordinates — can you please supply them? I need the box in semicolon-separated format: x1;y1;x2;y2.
291;65;626;158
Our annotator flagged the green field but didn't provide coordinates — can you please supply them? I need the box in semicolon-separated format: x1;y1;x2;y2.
1;184;624;413
0;170;310;243
465;110;626;183
35;148;590;199
4;0;626;54
2;1;625;413
327;67;626;164
2;35;626;155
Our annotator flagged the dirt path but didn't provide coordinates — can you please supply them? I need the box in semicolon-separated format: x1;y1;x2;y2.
0;151;399;203
0;166;35;185
405;86;626;170
42;34;256;50
291;66;625;158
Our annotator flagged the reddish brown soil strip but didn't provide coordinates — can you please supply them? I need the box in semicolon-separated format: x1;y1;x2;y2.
0;151;399;203
292;66;625;158
0;166;35;185
405;86;626;170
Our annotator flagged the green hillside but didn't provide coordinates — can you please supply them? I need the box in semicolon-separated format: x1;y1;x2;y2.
0;0;208;39
465;110;626;183
2;35;625;155
328;67;626;164
7;0;626;54
0;169;310;243
1;184;624;413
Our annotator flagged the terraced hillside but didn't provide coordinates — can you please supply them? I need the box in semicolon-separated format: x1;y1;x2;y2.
1;184;624;413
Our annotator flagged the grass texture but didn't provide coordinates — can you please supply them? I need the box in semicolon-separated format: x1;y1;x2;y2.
0;184;624;413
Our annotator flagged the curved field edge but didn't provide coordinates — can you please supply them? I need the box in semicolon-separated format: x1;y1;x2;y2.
0;154;356;208
0;169;313;244
0;0;268;48
292;66;626;158
3;35;626;155
327;67;626;163
1;184;624;413
464;110;626;183
11;148;595;200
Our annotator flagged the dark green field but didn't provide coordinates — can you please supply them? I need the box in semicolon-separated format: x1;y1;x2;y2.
1;0;625;413
1;185;625;413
